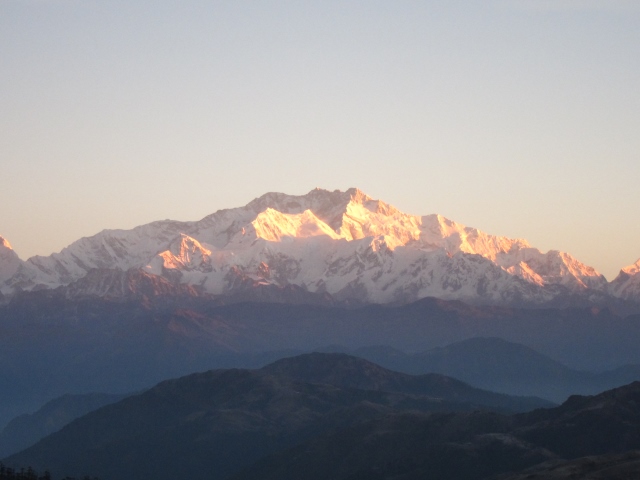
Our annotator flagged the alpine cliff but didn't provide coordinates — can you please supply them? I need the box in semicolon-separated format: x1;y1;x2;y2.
1;188;637;308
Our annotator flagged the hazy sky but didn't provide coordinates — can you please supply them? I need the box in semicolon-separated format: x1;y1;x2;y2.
2;0;639;279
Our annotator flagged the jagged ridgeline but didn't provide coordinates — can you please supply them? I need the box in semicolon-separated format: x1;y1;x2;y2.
1;188;639;308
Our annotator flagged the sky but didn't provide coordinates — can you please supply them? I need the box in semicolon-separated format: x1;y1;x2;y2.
1;0;639;280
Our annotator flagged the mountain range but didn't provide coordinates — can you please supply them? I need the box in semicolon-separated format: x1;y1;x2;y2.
2;187;640;308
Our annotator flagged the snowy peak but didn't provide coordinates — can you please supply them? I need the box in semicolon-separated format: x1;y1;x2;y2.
0;236;14;251
621;259;640;276
496;248;607;291
244;187;396;227
544;250;607;290
418;214;529;258
0;235;22;284
609;259;640;301
337;197;419;243
244;188;366;230
157;234;212;271
194;188;358;247
252;209;342;242
22;220;191;288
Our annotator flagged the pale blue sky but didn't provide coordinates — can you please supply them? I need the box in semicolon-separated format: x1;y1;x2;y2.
1;0;639;279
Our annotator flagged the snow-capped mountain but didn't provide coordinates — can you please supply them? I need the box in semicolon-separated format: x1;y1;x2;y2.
609;259;640;301
0;188;629;306
0;237;22;285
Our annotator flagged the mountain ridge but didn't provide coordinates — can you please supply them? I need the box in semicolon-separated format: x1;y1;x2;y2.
1;188;638;308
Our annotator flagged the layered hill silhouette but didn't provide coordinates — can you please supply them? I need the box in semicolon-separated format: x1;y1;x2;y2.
5;354;640;480
348;337;640;402
5;336;639;458
3;294;640;427
3;353;550;480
